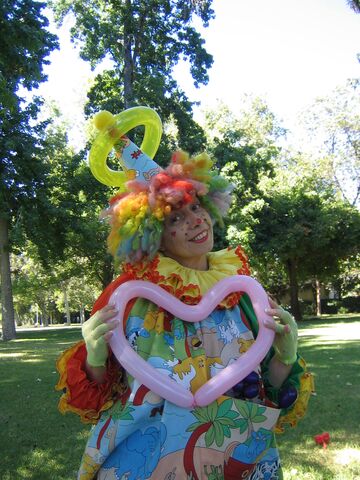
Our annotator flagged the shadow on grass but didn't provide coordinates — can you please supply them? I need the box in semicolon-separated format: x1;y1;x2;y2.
0;328;87;480
278;330;360;478
1;322;359;478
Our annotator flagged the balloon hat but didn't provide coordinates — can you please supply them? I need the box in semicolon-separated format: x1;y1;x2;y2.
89;107;163;188
89;107;234;265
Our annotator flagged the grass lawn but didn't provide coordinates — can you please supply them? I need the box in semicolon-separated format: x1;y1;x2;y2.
0;315;359;480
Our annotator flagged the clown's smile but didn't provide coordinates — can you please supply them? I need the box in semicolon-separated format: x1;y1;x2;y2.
189;229;209;243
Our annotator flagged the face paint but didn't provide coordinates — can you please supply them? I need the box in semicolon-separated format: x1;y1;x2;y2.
161;200;214;268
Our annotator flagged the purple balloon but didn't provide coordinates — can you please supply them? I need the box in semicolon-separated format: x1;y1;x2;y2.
279;386;298;408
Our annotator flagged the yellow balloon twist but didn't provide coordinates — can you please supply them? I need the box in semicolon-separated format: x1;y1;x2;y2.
89;106;162;187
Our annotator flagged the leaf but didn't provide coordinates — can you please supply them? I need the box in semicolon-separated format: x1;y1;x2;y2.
252;415;267;423
207;401;218;422
216;398;233;418
235;418;248;434
217;417;236;427
235;402;249;419
192;408;210;423
187;422;202;433
225;410;239;420
249;402;258;419
205;426;215;447
214;421;225;447
223;425;231;438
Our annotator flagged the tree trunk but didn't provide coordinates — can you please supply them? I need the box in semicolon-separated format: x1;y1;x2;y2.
123;0;134;109
63;287;71;325
101;257;114;290
315;277;322;316
0;217;16;340
43;312;49;327
80;305;85;324
286;258;302;322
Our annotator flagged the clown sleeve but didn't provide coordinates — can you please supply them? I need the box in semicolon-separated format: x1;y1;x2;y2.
239;294;315;433
55;274;134;424
55;341;127;424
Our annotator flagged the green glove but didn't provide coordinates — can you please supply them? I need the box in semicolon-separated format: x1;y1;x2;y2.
82;305;119;367
265;299;298;366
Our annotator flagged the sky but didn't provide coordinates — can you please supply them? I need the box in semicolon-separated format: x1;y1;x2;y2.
40;0;360;147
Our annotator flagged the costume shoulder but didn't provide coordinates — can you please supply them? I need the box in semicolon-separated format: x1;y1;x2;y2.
91;272;133;315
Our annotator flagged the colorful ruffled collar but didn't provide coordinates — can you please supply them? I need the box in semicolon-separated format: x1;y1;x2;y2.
123;246;250;308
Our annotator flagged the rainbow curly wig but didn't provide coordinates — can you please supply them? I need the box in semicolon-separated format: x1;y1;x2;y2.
102;151;234;265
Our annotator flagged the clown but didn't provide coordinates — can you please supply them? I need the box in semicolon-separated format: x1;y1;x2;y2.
56;108;314;480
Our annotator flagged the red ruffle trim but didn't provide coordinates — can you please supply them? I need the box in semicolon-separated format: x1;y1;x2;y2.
56;341;127;424
232;245;251;276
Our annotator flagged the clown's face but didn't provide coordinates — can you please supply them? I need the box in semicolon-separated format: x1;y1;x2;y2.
161;199;213;270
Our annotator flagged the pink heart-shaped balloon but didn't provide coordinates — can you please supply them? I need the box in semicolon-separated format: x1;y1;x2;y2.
109;275;275;408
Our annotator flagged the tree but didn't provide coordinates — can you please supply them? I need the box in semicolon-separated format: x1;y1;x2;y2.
246;157;360;321
184;399;259;480
300;79;360;207
347;0;360;13
12;247;100;326
207;94;360;319
202;99;285;250
50;0;215;157
0;1;58;340
43;0;217;299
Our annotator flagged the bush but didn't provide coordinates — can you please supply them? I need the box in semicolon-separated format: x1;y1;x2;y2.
342;296;360;313
320;297;360;314
300;300;315;316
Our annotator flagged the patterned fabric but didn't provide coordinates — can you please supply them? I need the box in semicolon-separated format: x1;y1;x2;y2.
56;247;312;479
78;304;282;480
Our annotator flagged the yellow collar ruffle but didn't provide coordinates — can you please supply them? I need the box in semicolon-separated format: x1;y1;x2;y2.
123;246;250;308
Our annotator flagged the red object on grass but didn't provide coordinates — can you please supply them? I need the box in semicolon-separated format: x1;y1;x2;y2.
314;432;330;448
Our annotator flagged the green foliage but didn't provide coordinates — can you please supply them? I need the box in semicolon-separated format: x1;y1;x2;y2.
299;78;360;206
0;1;58;101
206;97;360;317
0;0;59;219
248;153;360;280
0;0;60;340
12;248;101;326
50;0;214;156
204;99;284;251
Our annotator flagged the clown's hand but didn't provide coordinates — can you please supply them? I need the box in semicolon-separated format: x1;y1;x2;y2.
264;298;298;366
82;305;119;367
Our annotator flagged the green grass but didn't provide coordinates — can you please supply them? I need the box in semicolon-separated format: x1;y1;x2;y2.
0;316;360;480
0;326;86;480
280;315;360;480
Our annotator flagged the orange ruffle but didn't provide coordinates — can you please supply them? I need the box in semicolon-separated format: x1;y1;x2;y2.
56;341;127;424
123;246;251;309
